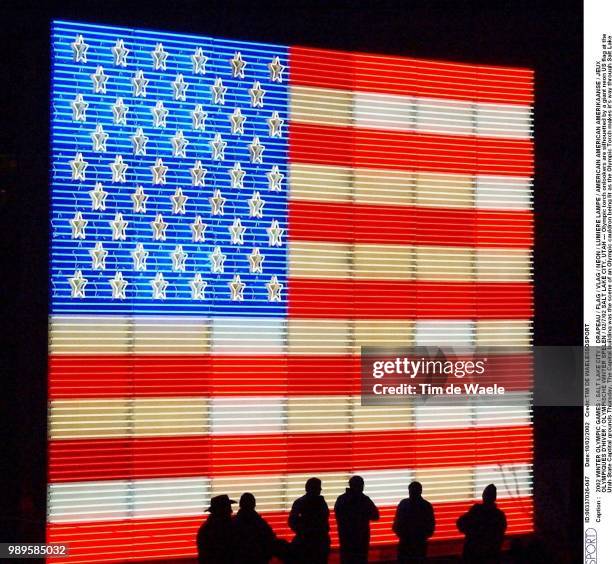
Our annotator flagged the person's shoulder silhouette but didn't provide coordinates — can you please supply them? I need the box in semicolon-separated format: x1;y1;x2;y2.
457;484;507;563
393;481;435;563
334;475;379;564
232;493;276;564
197;494;236;564
288;477;330;564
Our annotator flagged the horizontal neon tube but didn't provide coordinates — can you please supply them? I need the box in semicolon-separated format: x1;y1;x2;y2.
49;353;534;399
290;123;534;176
289;200;533;248
48;425;532;482
288;279;533;319
289;47;534;105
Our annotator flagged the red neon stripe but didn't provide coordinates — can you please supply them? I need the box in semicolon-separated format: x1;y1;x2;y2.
47;498;533;563
290;123;534;176
49;353;533;399
48;425;532;483
288;279;533;319
290;46;534;105
289;200;534;248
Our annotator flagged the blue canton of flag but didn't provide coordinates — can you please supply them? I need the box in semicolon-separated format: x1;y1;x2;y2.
51;21;288;316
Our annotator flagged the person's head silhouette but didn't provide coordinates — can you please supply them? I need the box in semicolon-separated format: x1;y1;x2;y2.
305;477;322;496
348;475;364;493
408;481;423;499
239;492;256;511
482;484;497;504
206;494;235;517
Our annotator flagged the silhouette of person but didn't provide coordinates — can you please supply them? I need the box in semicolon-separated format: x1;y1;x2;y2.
232;492;276;564
457;484;507;564
393;481;435;563
288;477;330;564
334;475;380;564
197;494;236;564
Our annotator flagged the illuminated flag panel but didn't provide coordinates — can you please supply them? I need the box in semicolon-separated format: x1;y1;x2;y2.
49;20;534;563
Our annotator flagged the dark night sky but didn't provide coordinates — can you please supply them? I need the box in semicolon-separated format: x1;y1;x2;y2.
1;1;583;560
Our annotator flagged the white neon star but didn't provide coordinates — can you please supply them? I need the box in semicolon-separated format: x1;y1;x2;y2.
230;108;246;135
171;187;188;214
229;162;246;188
112;98;129;125
190;160;207;187
131;186;148;213
268;111;284;137
110;271;128;300
112;39;130;67
70;211;87;239
248;248;265;273
210;133;227;161
268;56;285;82
192;104;207;130
89;182;108;211
230;51;247;78
152;100;169;128
248;191;265;218
110;155;128;183
211;77;227;105
189;273;207;300
210;246;227;274
131;243;149;271
71;94;88;122
267;165;284;191
249;81;265;107
131;127;149;155
152;43;168;70
229;274;246;301
191;215;207;242
171;130;189;157
267;219;284;247
171;245;188;272
91;66;109;94
110;212;128;240
69;270;87;298
151;213;168;241
249;137;265;163
70;152;88;181
172;74;188;101
91;124;109;152
229;217;246;245
151;272;169;300
132;70;149;97
71;34;89;63
90;242;108;270
266;275;283;302
151;158;168;185
192;47;208;75
209;189;226;216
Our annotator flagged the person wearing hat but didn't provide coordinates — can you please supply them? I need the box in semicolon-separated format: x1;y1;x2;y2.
197;494;236;564
457;484;507;563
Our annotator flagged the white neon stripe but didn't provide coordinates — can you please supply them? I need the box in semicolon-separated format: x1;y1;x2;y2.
49;316;534;354
291;87;533;139
47;462;532;523
289;163;533;209
210;397;285;434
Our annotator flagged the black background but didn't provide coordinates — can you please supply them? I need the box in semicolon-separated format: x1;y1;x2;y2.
1;1;583;561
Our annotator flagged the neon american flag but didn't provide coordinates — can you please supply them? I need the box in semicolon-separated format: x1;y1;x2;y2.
48;20;534;563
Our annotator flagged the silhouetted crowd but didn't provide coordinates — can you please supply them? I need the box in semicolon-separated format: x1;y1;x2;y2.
197;477;508;563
